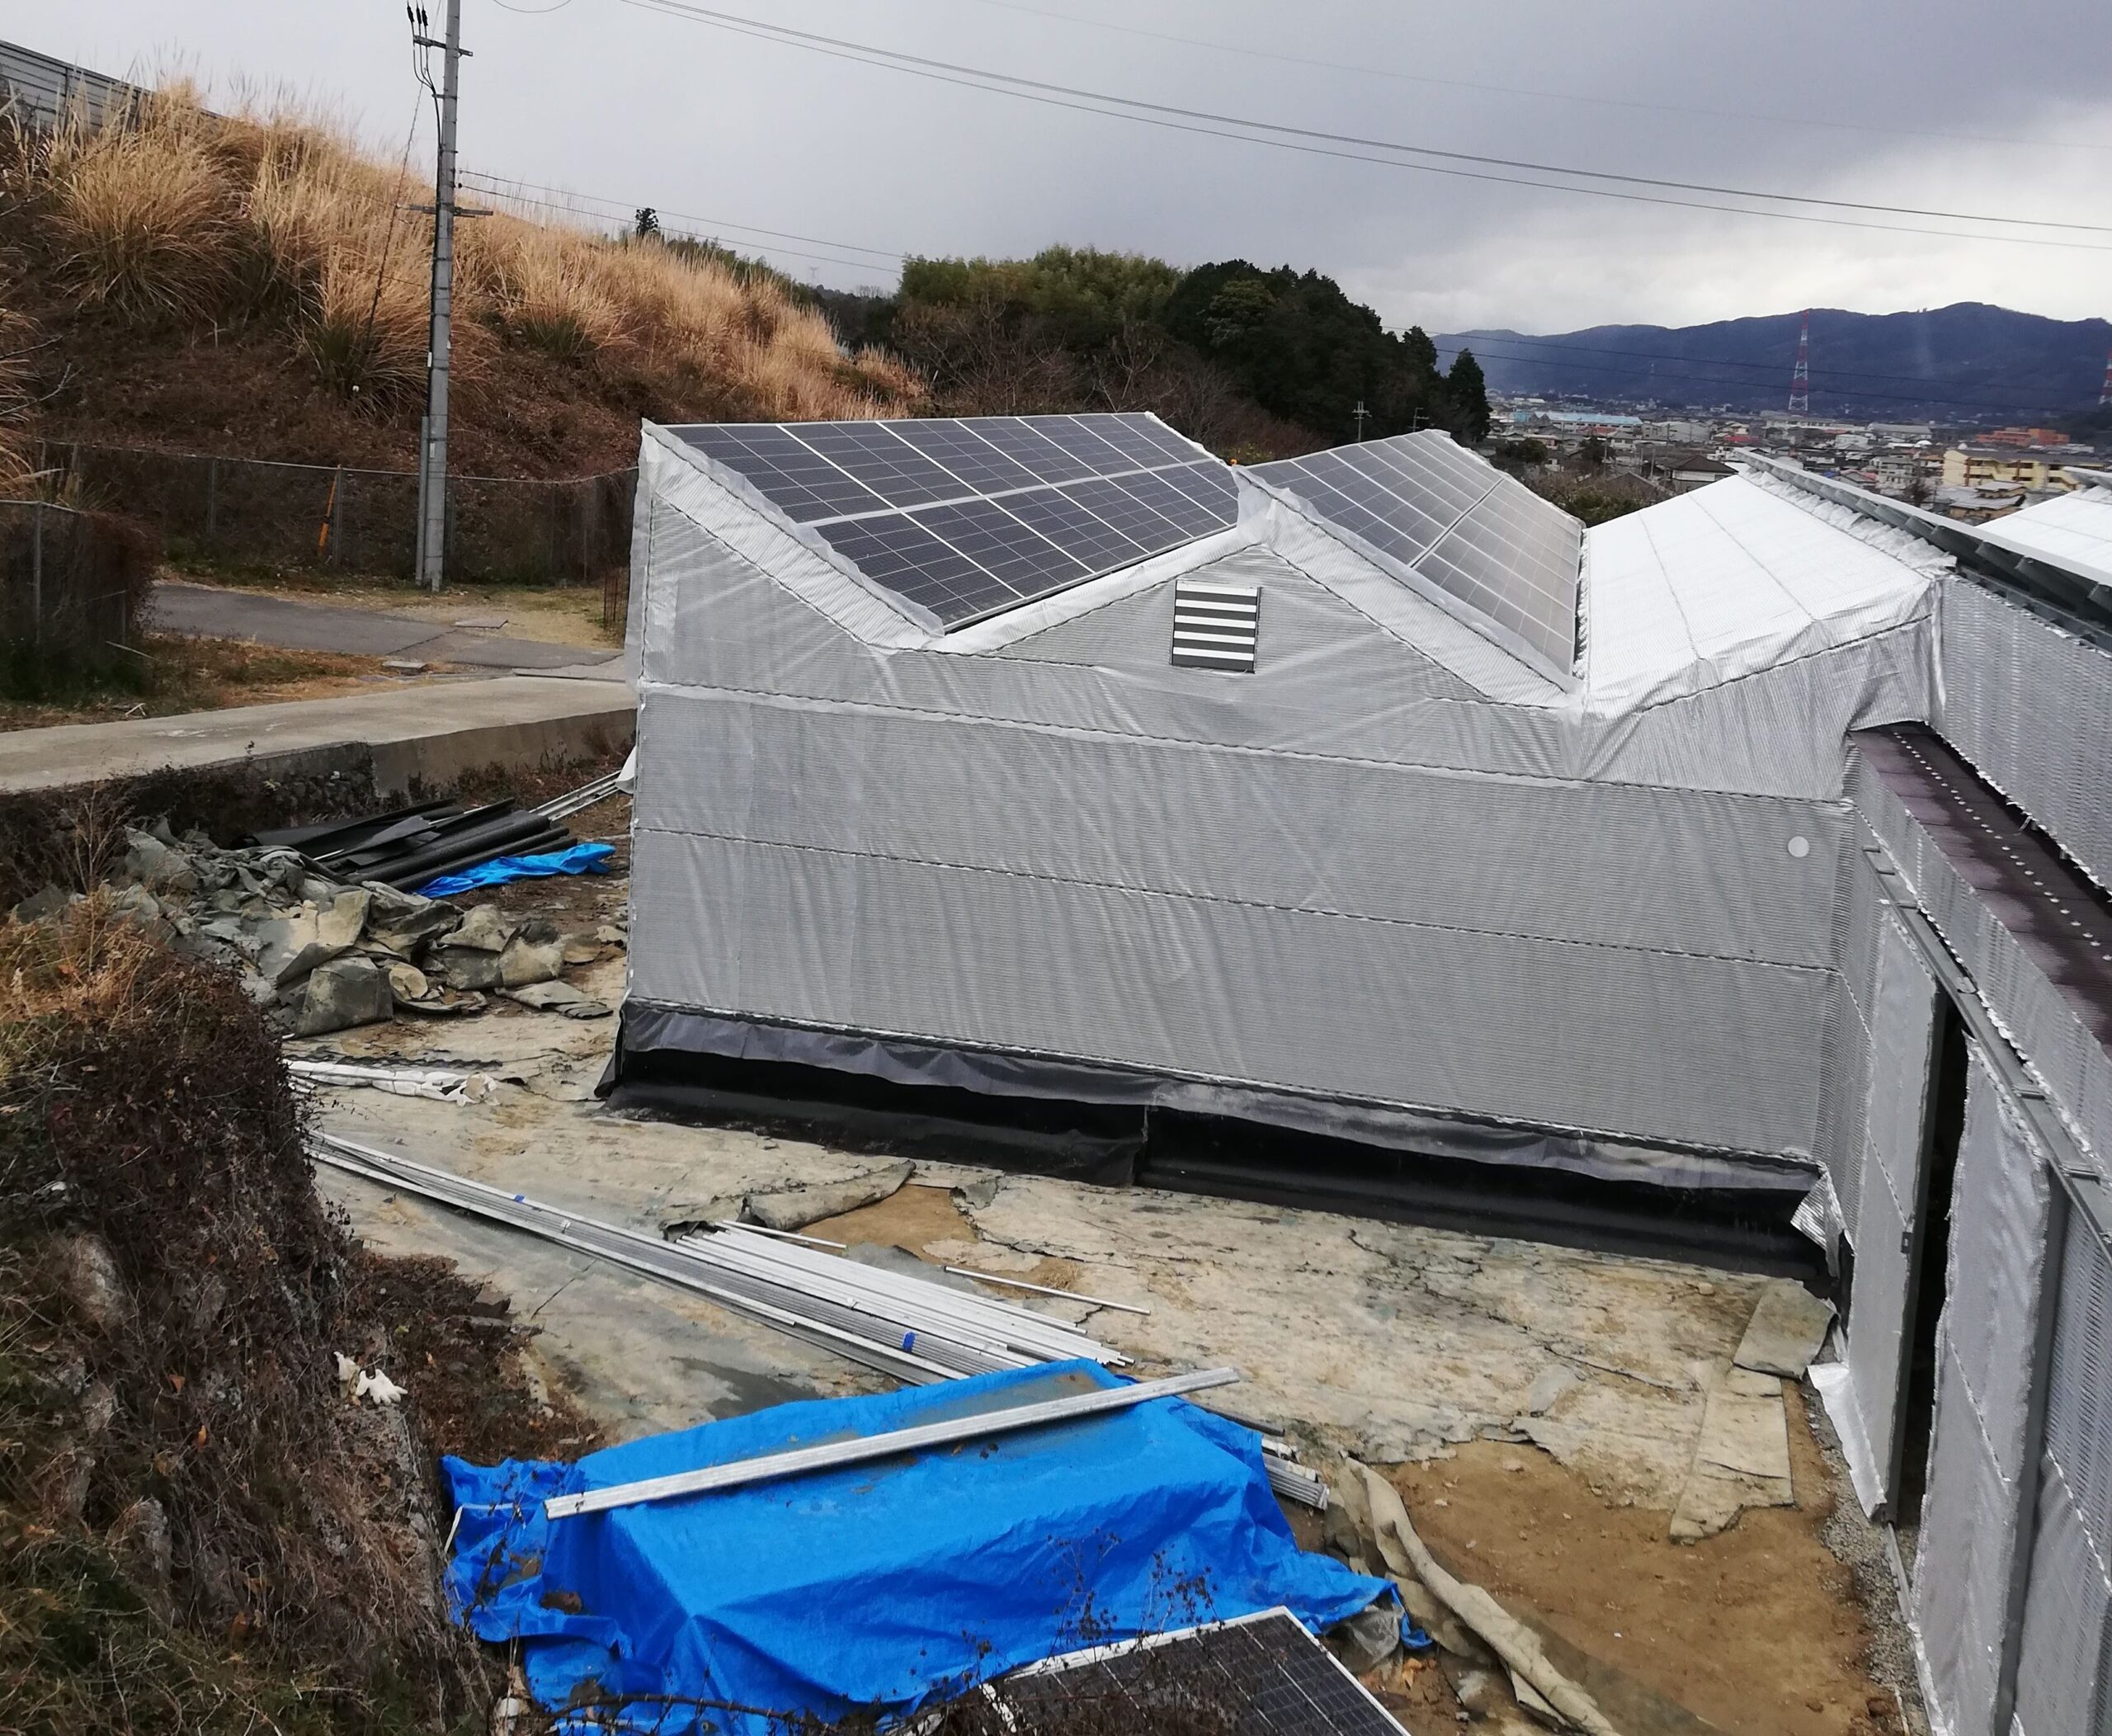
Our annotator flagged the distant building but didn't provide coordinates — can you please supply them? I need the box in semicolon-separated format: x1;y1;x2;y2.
1975;425;2068;449
1667;455;1734;493
1941;447;2081;495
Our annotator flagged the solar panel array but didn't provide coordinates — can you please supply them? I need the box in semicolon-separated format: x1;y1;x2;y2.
995;1609;1408;1736
674;413;1239;626
1250;432;1584;678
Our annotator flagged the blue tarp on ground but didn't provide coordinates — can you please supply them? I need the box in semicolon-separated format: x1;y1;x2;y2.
417;841;614;898
441;1361;1388;1734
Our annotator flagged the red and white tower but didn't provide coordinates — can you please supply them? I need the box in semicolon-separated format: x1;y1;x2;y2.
2099;347;2112;408
1788;310;1812;415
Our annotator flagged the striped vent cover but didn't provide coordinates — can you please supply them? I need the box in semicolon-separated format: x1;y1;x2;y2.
1171;578;1261;672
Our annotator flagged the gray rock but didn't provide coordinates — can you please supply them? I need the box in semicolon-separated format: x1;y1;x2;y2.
498;935;565;988
121;828;198;894
1323;1602;1402;1676
255;908;341;987
506;979;599;1012
107;884;171;937
35;1445;93;1523
396;987;488;1015
449;903;516;952
594;924;628;947
560;932;603;965
386;961;430;1002
54;1234;133;1332
293;955;394;1037
431;945;503;991
106;1497;173;1618
80;1381;118;1436
315;889;370;951
12;884;75;924
298;875;343;907
745;1162;914;1232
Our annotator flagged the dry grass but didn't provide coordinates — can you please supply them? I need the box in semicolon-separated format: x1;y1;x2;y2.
15;87;922;423
38;90;238;321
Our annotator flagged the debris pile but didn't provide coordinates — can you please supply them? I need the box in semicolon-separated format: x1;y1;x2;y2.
8;818;622;1035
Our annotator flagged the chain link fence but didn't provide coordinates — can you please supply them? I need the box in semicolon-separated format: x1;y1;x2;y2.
40;443;635;624
0;499;152;658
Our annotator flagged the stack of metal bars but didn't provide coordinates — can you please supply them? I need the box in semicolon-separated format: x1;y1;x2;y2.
677;1222;1122;1378
252;799;573;891
308;1135;1324;1507
536;768;627;823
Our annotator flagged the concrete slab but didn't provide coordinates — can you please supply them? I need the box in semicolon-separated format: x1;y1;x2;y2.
0;674;634;797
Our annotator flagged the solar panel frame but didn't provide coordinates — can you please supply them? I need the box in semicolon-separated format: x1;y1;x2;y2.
907;498;1090;593
993;1608;1408;1736
1247;431;1583;682
788;421;967;508
675;413;1241;629
674;424;891;523
883;418;1046;495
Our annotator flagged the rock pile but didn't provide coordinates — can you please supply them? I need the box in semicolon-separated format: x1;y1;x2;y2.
8;821;620;1037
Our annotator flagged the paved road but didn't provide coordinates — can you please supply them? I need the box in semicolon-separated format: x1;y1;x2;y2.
148;580;614;673
0;675;634;796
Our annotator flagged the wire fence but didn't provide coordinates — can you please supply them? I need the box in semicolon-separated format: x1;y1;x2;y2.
0;499;152;657
0;36;144;130
40;442;636;624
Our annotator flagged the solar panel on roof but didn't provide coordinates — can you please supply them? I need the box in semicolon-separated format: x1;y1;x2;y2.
672;413;1239;626
1250;431;1582;680
993;1608;1408;1736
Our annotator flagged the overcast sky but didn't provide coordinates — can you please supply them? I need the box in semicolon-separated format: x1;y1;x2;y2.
24;0;2112;336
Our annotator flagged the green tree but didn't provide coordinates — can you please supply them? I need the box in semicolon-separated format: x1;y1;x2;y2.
1446;349;1491;443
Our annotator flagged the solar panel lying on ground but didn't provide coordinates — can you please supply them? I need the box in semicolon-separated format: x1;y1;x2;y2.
672;413;1239;627
1250;431;1584;682
989;1608;1408;1736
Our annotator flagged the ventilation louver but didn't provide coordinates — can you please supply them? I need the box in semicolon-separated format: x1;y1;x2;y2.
1171;578;1260;672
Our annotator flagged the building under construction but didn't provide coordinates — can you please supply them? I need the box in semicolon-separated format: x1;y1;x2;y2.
610;414;2112;1736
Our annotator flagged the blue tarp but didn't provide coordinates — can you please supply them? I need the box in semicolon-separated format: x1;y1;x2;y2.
417;841;614;898
442;1362;1388;1734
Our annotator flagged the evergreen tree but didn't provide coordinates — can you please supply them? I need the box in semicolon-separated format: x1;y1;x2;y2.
1446;349;1491;444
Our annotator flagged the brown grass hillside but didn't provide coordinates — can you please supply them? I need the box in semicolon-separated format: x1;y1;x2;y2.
0;87;922;479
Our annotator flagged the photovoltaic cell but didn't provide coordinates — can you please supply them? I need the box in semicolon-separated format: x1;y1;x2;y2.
673;413;1239;626
1249;430;1583;678
884;419;1044;495
790;421;964;507
993;1609;1408;1736
908;498;1087;592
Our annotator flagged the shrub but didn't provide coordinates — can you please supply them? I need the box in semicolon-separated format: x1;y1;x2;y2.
42;96;236;320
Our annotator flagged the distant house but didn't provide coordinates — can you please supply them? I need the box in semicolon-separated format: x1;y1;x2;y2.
1933;482;2025;522
1667;454;1734;493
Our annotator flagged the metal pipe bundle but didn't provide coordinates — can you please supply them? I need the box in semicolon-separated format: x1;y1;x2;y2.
537;769;627;823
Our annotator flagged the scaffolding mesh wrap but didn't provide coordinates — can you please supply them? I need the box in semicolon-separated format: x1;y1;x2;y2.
1938;576;2112;896
1851;754;2112;1179
2015;1211;2112;1735
1835;912;1940;1512
1911;1055;2051;1736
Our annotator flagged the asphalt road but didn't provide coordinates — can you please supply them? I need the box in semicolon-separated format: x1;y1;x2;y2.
148;580;611;672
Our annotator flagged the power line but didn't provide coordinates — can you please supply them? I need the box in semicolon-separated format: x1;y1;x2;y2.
611;0;2112;248
455;169;903;262
455;173;903;277
962;0;2112;159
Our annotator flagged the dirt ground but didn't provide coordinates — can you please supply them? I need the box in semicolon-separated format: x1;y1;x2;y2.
0;634;461;730
1389;1420;1896;1736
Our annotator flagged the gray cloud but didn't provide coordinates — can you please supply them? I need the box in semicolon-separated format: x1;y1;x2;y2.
37;0;2112;332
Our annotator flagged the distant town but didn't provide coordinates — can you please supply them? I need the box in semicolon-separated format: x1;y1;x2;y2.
1488;396;2110;522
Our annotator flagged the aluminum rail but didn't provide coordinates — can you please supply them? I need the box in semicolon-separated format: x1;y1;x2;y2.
309;1134;955;1381
941;1265;1152;1316
681;1227;1117;1365
544;1367;1241;1520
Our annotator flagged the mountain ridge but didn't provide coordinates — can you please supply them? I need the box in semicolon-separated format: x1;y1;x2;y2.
1434;301;2110;422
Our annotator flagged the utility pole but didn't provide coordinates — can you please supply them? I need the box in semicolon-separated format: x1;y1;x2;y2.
414;0;464;592
1352;400;1369;441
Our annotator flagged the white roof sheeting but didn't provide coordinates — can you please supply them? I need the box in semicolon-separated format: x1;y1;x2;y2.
1578;474;1942;715
1977;486;2112;591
